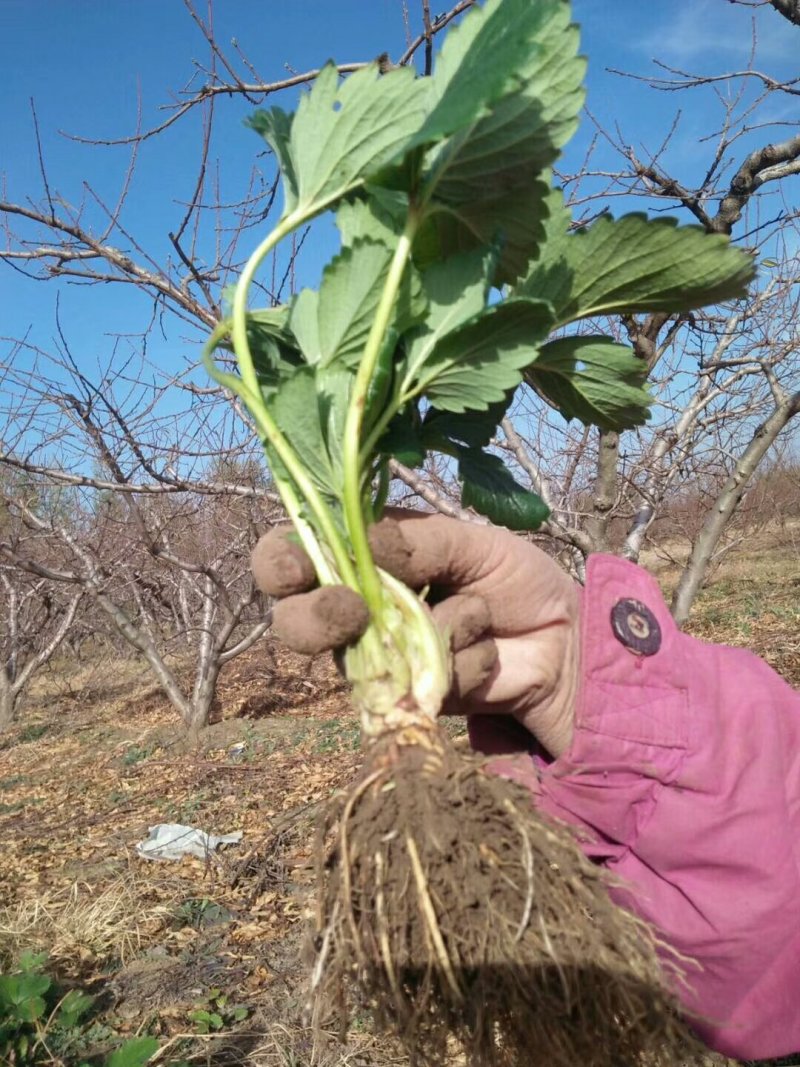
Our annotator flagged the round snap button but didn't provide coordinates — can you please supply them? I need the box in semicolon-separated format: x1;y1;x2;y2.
610;599;662;656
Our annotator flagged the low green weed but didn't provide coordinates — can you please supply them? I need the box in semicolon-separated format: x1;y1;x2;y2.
0;951;159;1066
188;986;249;1034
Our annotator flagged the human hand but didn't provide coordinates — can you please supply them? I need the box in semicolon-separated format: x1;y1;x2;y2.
251;511;579;760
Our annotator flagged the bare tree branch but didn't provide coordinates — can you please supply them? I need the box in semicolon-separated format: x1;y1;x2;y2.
0;200;218;326
726;0;800;27
388;459;484;522
0;455;278;500
63;63;373;147
609;64;800;98
712;134;800;233
0;567;82;729
767;0;800;25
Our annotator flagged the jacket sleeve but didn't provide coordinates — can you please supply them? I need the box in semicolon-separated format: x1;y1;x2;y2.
474;553;800;1061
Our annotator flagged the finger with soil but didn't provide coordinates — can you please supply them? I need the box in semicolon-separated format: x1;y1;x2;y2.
273;588;370;655
252;526;318;597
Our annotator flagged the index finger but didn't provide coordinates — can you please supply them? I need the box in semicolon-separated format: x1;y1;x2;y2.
251;526;317;598
369;509;509;593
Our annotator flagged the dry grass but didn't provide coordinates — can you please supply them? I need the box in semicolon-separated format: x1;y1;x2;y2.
0;875;176;974
149;1023;412;1067
643;525;800;688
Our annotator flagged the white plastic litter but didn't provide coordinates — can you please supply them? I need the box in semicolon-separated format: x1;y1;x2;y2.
136;823;243;862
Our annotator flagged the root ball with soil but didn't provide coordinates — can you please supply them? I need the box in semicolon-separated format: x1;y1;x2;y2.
310;724;695;1067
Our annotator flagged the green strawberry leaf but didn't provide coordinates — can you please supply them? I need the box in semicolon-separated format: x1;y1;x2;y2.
0;973;50;1007
406;247;496;366
395;245;500;411
249;62;428;223
377;409;426;467
309;239;424;368
526;335;652;430
403;298;554;413
336;188;406;247
246;107;298;215
288;287;321;367
317;365;355;484
107;1036;160;1067
16;952;48;973
57;989;95;1028
411;0;569;151
207;306;301;399
377;401;510;470
15;995;46;1023
270;368;337;496
246;312;303;395
517;190;756;324
458;448;549;530
418;180;551;286
243;305;292;341
426;1;585;204
421;401;508;450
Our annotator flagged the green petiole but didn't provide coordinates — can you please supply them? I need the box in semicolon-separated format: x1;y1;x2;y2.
229;213;359;592
342;214;419;620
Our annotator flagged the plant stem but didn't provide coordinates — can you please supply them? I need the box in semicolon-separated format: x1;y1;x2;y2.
270;471;337;586
230;215;358;590
342;213;419;618
373;461;390;519
241;398;334;572
231;217;295;399
359;397;405;469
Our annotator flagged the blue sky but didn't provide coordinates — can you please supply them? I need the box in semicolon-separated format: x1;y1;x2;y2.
0;0;797;385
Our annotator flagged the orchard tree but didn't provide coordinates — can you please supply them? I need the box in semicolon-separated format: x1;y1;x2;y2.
0;347;281;729
0;494;83;730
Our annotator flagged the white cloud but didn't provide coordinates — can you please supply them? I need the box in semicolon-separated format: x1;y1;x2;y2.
636;0;797;67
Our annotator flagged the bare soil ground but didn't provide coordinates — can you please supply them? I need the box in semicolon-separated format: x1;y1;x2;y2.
1;532;798;1066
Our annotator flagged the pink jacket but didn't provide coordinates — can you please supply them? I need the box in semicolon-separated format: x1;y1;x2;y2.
469;554;800;1061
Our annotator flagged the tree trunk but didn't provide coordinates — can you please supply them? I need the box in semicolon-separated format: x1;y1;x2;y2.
586;429;619;553
92;589;195;724
671;393;800;626
189;663;221;731
0;675;19;733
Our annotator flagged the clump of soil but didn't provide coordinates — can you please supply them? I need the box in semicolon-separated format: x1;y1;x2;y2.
311;727;698;1067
